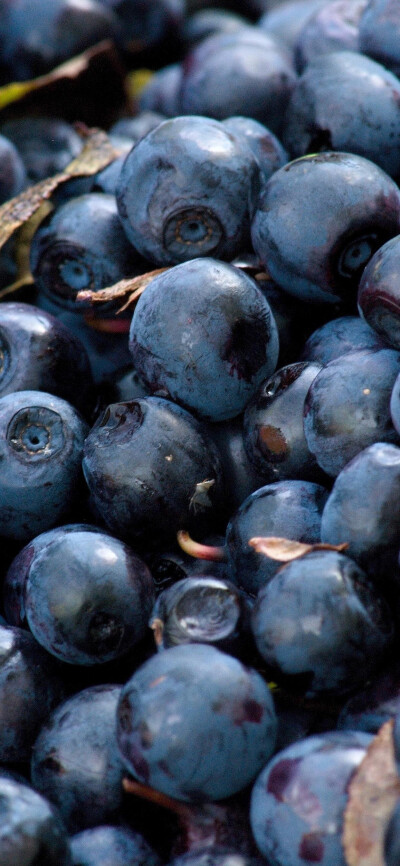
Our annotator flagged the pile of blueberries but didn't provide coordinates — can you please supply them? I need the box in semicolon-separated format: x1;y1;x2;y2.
3;0;400;864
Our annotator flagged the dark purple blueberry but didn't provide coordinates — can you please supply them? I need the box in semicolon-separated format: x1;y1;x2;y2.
226;480;328;595
30;193;145;310
207;416;265;512
303;348;400;477
251;151;400;304
250;730;372;866
149;575;252;655
0;132;26;201
0;390;88;542
300;315;389;365
243;360;324;482
0;302;93;416
31;685;125;831
321;441;400;585
0;624;66;763
0;116;82;182
21;525;155;664
222;116;288;183
0;0;121;81
98;0;184;49
128;258;279;421
116;643;277;801
251;550;393;697
294;0;367;71
109;111;166;144
259;0;328;51
0;776;72;864
82;396;226;548
116;116;261;266
282;51;400;179
183;8;249;48
179;28;297;136
70;824;161;866
138;63;183;117
359;0;400;78
358;236;400;351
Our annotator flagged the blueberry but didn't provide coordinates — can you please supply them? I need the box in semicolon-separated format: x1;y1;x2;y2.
31;685;125;831
337;660;400;733
259;0;328;52
300;314;389;365
250;730;372;866
138;63;183;117
98;0;184;49
222;115;288;183
226;479;328;595
116;643;277;802
0;390;88;542
282;51;400;179
128;258;279;421
303;348;400;477
179;28;297;136
30;193;145;310
321;441;400;584
358;236;400;350
0;775;72;865
110;111;166;144
0;624;66;763
0;302;93;416
243;360;324;482
294;0;367;72
149;575;252;655
70;824;161;866
359;0;400;78
0;132;26;202
207;416;265;512
116;116;261;266
0;0;121;81
183;8;249;49
167;850;264;866
82;396;226;548
0;116;83;182
18;524;155;664
251;151;400;304
251;550;393;696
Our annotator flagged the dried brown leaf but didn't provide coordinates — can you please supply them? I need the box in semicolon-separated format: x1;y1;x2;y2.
343;719;400;866
0;41;128;127
0;129;118;252
249;536;349;562
76;267;169;313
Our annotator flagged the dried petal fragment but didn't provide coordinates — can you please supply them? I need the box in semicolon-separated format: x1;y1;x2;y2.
249;536;349;561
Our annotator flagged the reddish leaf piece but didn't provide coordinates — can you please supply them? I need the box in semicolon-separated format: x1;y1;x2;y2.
343;719;400;866
249;536;349;561
77;267;169;314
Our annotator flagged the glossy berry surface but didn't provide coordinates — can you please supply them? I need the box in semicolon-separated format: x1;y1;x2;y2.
0;302;93;415
70;824;161;866
300;314;388;365
20;524;155;664
321;441;400;584
221;116;288;183
358;235;400;350
359;0;400;77
0;775;72;865
30;193;144;310
294;0;367;72
82;396;226;547
0;390;87;541
226;480;328;595
179;29;297;136
116;116;261;266
149;575;252;655
250;730;372;866
129;258;279;421
116;643;277;802
303;348;400;477
283;51;400;179
251;550;393;696
251;151;400;304
0;624;66;763
31;685;125;831
243;360;323;482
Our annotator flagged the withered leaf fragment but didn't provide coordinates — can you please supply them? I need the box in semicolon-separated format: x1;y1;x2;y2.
249;536;349;561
